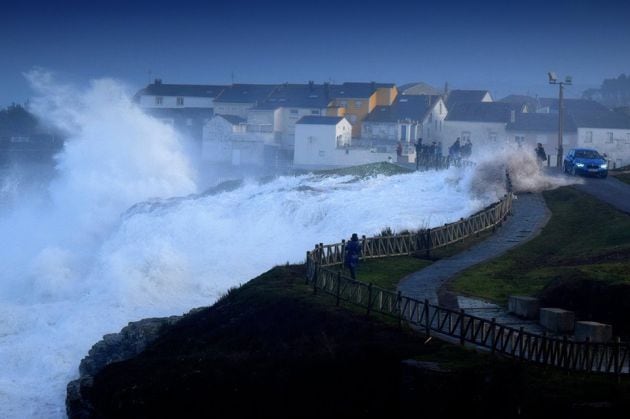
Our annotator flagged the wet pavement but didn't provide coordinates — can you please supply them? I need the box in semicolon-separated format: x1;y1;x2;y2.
397;193;551;334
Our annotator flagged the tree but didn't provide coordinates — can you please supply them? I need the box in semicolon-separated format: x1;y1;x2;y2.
583;74;630;107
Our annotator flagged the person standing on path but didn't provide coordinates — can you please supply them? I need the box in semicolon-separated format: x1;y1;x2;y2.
415;138;423;170
344;233;362;279
535;143;547;168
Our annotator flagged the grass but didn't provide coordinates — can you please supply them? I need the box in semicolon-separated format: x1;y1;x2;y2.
356;255;432;290
82;264;630;418
615;172;630;185
450;187;630;304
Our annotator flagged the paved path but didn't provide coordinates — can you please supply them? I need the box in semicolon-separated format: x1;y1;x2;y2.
574;175;630;214
397;193;551;333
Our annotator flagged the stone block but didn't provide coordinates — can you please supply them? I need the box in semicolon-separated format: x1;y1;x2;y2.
508;295;540;319
574;321;613;343
539;308;575;334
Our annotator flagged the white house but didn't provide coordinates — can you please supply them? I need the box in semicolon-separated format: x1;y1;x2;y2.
506;112;578;161
362;95;447;143
202;114;266;166
246;83;334;151
572;111;630;169
294;116;395;169
442;102;523;155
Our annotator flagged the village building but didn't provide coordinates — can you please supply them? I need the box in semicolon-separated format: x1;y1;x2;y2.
294;116;394;169
212;84;278;119
506;112;578;159
135;79;225;109
328;82;398;138
361;95;447;161
442;102;524;155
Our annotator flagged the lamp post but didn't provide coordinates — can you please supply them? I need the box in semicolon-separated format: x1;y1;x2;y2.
548;72;572;169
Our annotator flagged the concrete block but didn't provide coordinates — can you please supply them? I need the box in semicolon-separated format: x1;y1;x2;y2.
539;308;575;334
508;295;540;319
574;321;613;343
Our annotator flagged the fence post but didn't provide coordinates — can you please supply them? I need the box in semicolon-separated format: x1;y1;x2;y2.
335;271;341;306
424;299;431;337
490;318;496;354
366;283;373;316
397;291;402;328
425;228;432;258
459;309;465;345
614;337;621;378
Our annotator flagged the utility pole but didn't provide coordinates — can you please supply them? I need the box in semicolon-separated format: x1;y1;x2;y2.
548;72;572;169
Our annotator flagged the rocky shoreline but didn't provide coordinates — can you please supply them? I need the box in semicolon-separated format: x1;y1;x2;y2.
66;315;182;418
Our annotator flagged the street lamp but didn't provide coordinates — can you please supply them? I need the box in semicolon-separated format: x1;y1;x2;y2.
548;72;572;169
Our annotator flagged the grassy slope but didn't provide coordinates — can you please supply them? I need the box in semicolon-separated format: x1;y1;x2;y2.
451;187;630;304
84;264;630;418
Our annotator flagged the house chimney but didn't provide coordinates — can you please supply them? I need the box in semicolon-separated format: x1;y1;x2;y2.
444;81;449;95
308;80;314;91
154;78;162;85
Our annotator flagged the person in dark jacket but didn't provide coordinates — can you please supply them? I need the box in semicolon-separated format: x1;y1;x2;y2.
344;233;362;279
415;138;423;170
535;143;547;167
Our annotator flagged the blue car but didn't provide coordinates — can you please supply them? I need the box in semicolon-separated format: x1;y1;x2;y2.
563;148;608;178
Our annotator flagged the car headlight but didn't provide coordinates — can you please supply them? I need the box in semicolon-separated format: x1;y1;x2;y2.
600;163;608;169
576;162;585;168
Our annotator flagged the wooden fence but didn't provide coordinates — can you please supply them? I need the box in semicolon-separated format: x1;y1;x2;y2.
305;194;629;376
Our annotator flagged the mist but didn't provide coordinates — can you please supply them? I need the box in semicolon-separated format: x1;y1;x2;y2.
0;74;582;418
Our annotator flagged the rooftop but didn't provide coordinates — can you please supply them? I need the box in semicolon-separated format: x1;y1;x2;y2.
446;89;492;108
213;84;278;104
364;95;439;123
507;112;577;132
398;82;443;96
138;81;226;98
445;102;520;123
256;83;332;109
330;82;393;99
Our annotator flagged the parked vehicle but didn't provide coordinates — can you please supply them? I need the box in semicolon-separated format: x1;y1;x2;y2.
563;148;608;178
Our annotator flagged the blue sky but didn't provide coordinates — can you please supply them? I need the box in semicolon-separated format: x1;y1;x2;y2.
2;0;629;106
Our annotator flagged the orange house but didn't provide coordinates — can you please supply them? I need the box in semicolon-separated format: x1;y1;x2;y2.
328;82;397;137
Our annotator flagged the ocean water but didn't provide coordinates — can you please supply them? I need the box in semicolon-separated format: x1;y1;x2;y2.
0;74;575;418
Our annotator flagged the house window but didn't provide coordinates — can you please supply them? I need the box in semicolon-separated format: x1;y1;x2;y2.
155;96;163;105
489;132;497;142
515;135;525;147
318;150;325;157
354;101;362;109
585;131;593;143
290;109;299;115
311;109;320;115
606;132;613;143
461;131;471;142
439;103;443;114
428;112;433;123
176;97;184;106
626;133;630;144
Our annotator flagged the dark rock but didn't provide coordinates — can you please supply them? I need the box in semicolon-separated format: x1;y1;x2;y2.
67;315;181;418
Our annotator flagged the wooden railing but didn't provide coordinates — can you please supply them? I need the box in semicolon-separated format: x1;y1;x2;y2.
305;193;629;376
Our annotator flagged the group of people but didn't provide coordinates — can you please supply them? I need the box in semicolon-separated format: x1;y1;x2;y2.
414;138;444;169
448;137;472;160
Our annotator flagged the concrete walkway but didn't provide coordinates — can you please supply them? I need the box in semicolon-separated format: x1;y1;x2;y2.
397;193;551;333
